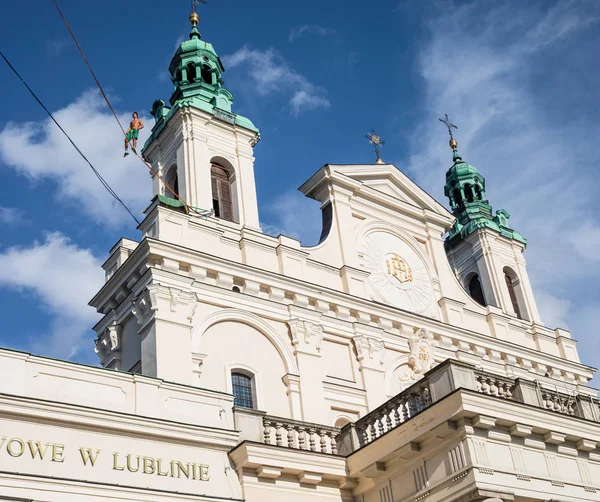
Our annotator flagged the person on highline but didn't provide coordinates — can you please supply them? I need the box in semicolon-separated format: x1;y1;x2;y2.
124;112;144;157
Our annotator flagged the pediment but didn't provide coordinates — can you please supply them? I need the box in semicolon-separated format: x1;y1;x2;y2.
330;164;451;218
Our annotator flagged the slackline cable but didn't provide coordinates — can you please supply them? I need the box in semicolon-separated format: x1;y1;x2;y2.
51;0;198;215
0;50;141;226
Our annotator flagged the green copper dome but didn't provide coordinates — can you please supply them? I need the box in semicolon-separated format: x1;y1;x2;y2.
142;14;259;153
444;146;526;247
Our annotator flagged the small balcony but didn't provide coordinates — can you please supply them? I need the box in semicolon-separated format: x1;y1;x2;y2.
233;359;600;458
230;360;600;501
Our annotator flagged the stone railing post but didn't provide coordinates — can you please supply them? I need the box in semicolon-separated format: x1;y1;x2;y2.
575;396;600;421
427;360;477;403
512;378;541;407
336;422;359;456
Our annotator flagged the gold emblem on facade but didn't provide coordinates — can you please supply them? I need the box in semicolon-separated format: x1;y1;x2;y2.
385;254;413;284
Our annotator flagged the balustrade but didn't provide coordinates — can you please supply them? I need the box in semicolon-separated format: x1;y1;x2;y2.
540;390;576;416
260;362;600;457
262;416;339;454
475;371;515;400
354;380;432;447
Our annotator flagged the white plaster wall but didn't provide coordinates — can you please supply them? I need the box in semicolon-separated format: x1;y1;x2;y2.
120;316;141;372
197;321;289;416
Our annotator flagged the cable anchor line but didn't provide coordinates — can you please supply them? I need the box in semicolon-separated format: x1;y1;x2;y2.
0;50;141;226
51;0;204;216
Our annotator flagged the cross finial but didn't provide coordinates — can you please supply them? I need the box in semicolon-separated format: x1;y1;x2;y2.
365;129;385;164
189;0;206;37
191;0;207;13
438;113;458;149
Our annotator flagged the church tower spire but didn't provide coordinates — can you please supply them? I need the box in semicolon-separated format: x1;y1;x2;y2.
441;117;541;324
141;7;261;229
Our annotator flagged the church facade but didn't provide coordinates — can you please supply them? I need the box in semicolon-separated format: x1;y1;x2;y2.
1;11;599;502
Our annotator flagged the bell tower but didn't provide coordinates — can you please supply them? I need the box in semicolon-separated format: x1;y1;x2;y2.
142;10;261;230
442;131;542;324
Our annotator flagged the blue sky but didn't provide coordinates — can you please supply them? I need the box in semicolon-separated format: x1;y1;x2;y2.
0;0;599;372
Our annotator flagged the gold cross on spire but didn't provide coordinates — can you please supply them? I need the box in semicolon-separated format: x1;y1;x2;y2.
438;113;458;149
190;0;206;26
191;0;207;12
365;129;385;164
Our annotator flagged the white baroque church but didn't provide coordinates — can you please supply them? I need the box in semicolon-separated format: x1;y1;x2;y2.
0;11;598;502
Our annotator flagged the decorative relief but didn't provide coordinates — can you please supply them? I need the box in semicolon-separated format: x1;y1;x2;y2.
413;464;428;492
448;443;466;473
408;328;436;375
131;285;196;326
287;319;323;352
470;438;489;466
353;335;385;368
131;287;158;326
95;323;122;368
360;231;436;317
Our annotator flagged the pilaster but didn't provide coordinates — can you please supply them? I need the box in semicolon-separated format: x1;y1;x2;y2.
134;283;197;384
287;306;328;423
353;324;386;411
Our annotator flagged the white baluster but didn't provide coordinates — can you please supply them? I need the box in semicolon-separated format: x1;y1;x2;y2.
263;420;272;444
320;430;327;453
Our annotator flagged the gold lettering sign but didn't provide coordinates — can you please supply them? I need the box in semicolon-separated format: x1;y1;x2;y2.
0;435;210;482
386;254;413;284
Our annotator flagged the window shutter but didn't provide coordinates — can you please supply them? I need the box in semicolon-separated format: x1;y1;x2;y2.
219;178;233;222
210;165;234;222
504;273;522;318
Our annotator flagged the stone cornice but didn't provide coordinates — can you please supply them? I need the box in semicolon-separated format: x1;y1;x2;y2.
0;392;238;450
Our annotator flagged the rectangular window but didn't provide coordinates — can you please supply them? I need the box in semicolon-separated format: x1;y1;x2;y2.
232;372;254;409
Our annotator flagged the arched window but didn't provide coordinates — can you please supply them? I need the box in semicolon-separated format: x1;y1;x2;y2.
164;165;179;199
211;164;234;221
186;62;196;83
452;188;462;207
468;274;486;306
464;183;474;203
201;65;212;84
334;416;352;429
504;271;522;319
175;68;183;84
231;372;255;409
474;184;482;200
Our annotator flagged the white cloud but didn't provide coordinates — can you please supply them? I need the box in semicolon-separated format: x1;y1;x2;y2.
289;25;337;43
46;38;68;57
408;1;600;357
223;46;330;115
0;233;103;361
261;191;322;244
290;91;331;115
0;90;151;228
0;206;26;226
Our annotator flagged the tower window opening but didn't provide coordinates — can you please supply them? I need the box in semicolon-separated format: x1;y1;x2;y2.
164;165;179;200
175;68;183;84
453;188;462;207
504;272;522;319
474;184;482;200
465;184;474;203
201;65;212;84
211;164;234;222
231;372;255;409
467;274;486;306
186;62;196;83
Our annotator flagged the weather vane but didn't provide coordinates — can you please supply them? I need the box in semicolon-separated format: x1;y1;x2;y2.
192;0;207;12
438;113;458;149
365;129;385;164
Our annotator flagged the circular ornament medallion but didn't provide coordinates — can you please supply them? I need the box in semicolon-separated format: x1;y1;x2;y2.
361;232;435;316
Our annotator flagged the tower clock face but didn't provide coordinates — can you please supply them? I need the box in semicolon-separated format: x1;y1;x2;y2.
361;232;435;316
